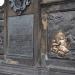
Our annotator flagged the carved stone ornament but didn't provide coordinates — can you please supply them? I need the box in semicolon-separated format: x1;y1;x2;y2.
9;0;31;15
51;31;70;57
42;13;48;30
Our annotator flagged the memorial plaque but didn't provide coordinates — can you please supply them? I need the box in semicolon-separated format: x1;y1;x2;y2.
48;11;75;59
7;15;33;59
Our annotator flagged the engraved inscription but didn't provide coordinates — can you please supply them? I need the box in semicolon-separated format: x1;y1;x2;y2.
7;15;33;59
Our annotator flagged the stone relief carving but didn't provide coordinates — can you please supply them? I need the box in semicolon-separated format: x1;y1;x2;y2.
41;11;75;59
47;11;75;58
51;31;70;57
9;0;31;15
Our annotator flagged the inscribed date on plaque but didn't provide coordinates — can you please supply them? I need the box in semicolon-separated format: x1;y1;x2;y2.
7;15;33;59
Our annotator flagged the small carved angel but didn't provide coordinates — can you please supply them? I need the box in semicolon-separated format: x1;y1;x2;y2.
51;31;70;57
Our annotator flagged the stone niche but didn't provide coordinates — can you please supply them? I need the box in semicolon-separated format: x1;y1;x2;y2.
48;11;75;59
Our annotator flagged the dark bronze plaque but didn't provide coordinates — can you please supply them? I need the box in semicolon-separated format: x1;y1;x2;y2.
7;15;33;59
48;11;75;59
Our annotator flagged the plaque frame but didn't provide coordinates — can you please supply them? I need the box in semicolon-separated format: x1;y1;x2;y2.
4;0;41;66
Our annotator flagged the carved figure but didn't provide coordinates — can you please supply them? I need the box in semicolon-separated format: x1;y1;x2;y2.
51;31;70;57
42;13;48;30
